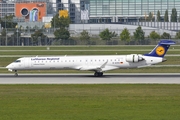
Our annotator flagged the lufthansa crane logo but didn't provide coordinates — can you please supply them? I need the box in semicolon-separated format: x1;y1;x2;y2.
156;46;165;56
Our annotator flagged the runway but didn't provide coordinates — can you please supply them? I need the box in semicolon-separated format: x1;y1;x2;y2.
0;73;180;84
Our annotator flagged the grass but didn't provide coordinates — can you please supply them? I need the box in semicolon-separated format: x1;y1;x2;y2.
1;50;180;55
0;45;179;50
0;84;180;120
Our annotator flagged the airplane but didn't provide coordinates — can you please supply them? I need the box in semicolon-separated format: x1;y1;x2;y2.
6;40;175;77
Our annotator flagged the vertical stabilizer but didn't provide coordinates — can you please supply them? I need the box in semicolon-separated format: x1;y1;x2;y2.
144;40;175;57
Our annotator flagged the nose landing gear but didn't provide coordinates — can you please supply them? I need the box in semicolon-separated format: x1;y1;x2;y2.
14;70;18;77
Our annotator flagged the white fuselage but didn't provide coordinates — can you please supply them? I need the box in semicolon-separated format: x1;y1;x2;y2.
6;55;163;72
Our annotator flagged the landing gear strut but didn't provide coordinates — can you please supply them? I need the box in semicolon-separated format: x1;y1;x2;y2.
94;72;103;77
14;70;18;77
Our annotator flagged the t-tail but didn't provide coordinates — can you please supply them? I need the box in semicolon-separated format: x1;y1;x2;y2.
144;40;175;58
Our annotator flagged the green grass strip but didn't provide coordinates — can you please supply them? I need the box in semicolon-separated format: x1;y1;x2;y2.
0;84;180;120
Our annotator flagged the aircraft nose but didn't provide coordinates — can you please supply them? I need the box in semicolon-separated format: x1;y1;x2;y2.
6;64;14;72
6;64;10;69
6;64;13;69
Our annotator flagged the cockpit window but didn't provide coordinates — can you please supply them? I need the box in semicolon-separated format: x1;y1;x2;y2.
14;60;21;63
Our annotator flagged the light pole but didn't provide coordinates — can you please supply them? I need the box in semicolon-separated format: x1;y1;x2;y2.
16;29;18;46
0;33;1;46
5;28;7;46
5;15;7;46
54;13;56;32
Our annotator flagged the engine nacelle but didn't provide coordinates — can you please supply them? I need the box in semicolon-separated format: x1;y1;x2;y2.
126;54;144;63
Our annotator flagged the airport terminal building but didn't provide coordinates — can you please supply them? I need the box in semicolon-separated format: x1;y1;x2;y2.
1;0;180;23
0;0;180;43
89;0;180;23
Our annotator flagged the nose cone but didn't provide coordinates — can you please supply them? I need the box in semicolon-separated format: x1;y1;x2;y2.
6;64;11;69
6;64;13;71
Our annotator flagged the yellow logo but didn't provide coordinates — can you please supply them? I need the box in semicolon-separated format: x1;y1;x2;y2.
156;46;165;56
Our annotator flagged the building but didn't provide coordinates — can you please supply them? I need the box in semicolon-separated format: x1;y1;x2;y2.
1;0;180;37
2;0;180;23
56;0;89;23
15;2;47;22
0;1;15;18
89;0;180;23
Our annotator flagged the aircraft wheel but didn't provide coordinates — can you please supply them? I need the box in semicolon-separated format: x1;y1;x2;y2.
94;72;103;77
14;70;18;77
94;72;98;77
99;72;103;76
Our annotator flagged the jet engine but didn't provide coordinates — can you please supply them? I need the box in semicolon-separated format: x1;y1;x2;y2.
126;54;144;63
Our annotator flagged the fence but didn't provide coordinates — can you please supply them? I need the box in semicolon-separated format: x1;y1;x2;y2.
0;24;179;46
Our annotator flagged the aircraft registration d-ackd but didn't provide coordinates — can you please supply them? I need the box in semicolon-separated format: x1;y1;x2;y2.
6;40;175;77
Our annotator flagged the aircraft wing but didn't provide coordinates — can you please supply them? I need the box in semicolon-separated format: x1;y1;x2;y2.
78;61;109;72
77;61;119;72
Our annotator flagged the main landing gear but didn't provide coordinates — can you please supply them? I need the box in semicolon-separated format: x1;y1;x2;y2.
94;72;103;77
14;70;18;77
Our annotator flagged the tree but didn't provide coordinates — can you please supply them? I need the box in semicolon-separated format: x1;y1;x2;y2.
51;14;71;44
148;12;153;22
175;31;180;39
11;29;21;46
80;30;90;43
0;29;7;45
164;9;169;22
1;29;7;36
0;14;17;28
157;10;161;22
120;28;131;44
161;32;171;39
54;28;70;41
171;8;177;22
51;14;71;29
133;26;145;44
99;28;117;41
31;30;47;45
149;31;160;42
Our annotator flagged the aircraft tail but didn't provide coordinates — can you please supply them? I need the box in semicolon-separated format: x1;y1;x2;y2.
144;40;175;57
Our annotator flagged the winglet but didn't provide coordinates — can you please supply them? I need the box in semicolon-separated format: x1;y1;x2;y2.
144;40;175;57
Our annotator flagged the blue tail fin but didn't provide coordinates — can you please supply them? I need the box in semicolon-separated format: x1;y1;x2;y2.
144;40;175;57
